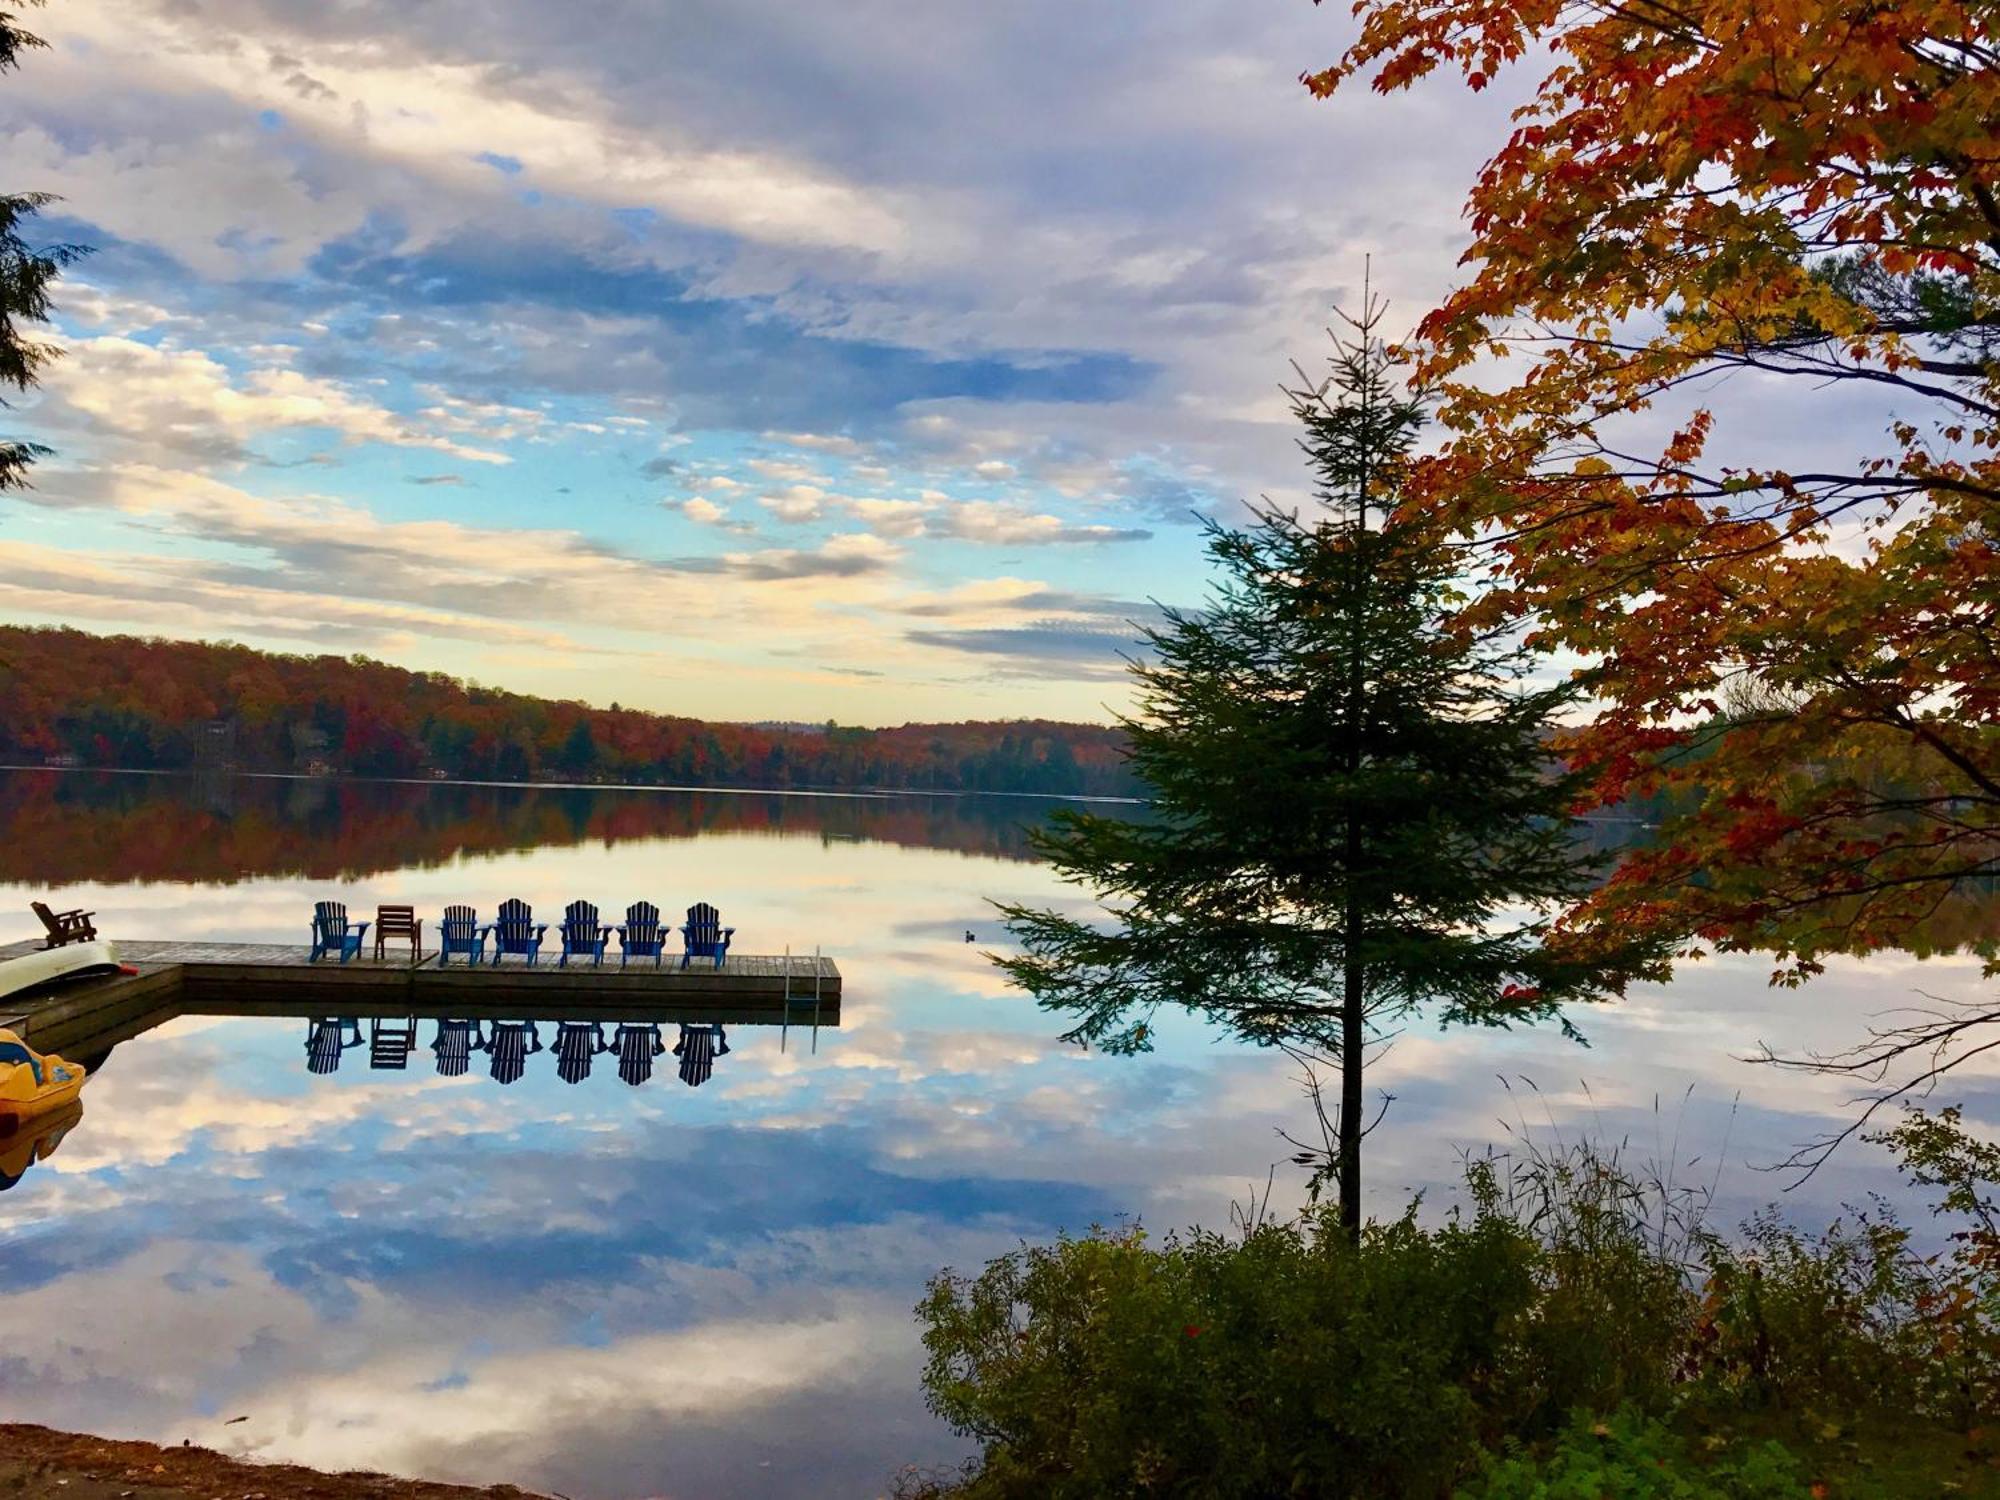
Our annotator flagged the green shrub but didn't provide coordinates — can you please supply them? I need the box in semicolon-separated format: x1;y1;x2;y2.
910;1113;2000;1498
916;1184;1694;1498
1459;1409;1811;1499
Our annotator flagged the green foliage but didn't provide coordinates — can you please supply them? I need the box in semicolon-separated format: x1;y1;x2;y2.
999;314;1632;1055
997;303;1669;1228
912;1116;2000;1498
1460;1409;1810;1499
1875;1105;2000;1233
916;1169;1711;1498
1695;1211;1929;1421
0;2;85;492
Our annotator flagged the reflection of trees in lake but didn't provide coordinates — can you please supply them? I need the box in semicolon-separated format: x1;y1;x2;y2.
0;770;1088;884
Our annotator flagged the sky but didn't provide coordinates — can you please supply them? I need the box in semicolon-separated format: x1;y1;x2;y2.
0;0;1519;724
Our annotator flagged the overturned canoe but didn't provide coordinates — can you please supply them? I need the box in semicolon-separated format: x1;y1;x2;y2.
0;938;123;1003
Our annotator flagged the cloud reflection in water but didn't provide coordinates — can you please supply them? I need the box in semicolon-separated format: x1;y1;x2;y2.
0;774;1991;1498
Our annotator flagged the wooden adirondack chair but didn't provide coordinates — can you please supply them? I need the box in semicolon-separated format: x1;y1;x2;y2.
369;1016;419;1070
436;905;484;967
304;1016;362;1074
616;901;667;967
557;901;611;967
30;901;96;949
373;905;422;962
432;1018;484;1077
612;1022;664;1086
553;1020;607;1084
484;1020;542;1084
679;903;735;970
673;1023;730;1088
485;899;546;965
309;901;369;963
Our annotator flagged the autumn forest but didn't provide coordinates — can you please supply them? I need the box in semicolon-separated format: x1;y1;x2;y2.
0;626;1139;796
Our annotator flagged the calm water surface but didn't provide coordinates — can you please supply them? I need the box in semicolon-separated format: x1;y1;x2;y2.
0;770;1990;1498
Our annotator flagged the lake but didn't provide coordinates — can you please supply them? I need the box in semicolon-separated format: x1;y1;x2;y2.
0;769;1989;1498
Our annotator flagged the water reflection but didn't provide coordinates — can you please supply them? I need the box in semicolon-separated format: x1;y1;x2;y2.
304;1017;363;1075
0;1099;83;1192
0;769;1067;885
484;1020;541;1084
554;1020;607;1083
0;769;1991;1500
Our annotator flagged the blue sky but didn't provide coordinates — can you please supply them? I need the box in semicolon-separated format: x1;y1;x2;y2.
0;0;1510;722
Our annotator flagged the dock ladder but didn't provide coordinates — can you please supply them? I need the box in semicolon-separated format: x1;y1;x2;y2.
779;943;823;1054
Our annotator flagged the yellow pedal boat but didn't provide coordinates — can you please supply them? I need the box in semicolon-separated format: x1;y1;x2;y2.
0;1098;82;1190
0;1028;87;1130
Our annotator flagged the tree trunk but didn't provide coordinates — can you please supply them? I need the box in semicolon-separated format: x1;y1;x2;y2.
1339;923;1364;1240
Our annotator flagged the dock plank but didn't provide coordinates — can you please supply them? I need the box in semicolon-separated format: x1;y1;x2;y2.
0;937;841;1048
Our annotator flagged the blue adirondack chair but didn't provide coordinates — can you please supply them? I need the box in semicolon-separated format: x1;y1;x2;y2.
437;904;485;967
616;901;667;967
304;1016;362;1074
679;903;735;970
611;1022;664;1086
485;899;546;965
557;901;611;967
484;1020;542;1084
673;1023;730;1088
553;1020;608;1084
432;1018;484;1078
309;901;369;963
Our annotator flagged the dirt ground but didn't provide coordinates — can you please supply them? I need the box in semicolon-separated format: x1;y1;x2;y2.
0;1426;556;1500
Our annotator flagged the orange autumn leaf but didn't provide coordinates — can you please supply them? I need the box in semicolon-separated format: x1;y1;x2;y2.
1305;0;1998;981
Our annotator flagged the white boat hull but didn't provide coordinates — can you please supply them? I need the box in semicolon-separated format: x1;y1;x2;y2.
0;940;123;1002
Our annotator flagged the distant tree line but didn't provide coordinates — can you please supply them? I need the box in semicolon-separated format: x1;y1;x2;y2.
0;627;1141;797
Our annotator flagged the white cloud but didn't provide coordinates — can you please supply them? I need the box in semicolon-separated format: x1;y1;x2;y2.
935;500;1148;545
39;336;512;465
22;6;926;266
759;484;828;523
676;496;730;525
843;498;932;539
766;430;863;455
747;458;823;485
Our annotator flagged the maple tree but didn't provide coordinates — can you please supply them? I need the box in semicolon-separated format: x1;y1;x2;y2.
1307;0;1999;981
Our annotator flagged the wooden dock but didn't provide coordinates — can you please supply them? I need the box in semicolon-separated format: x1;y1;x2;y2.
1;939;840;1063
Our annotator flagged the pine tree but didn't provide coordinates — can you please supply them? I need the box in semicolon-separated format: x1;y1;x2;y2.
2;2;86;492
996;294;1666;1235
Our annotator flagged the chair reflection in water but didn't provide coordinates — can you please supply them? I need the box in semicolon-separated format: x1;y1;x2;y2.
483;1021;542;1084
304;1017;363;1074
674;1023;730;1088
369;1016;418;1069
612;1022;665;1086
553;1020;608;1084
432;1019;484;1077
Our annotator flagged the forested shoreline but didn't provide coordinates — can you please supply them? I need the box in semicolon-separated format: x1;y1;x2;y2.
0;627;1140;797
